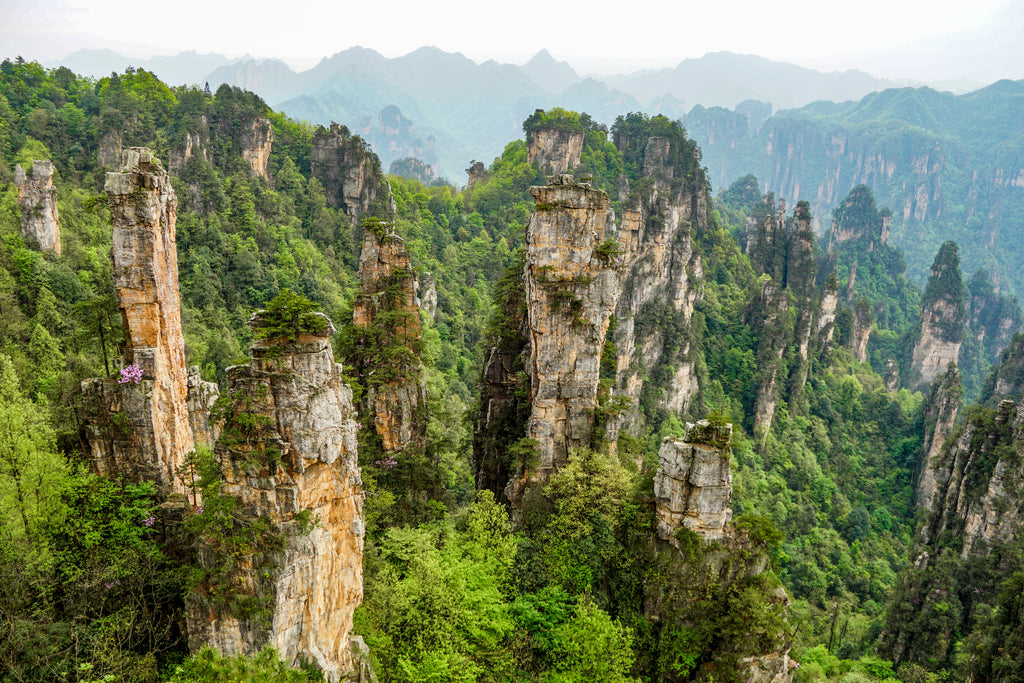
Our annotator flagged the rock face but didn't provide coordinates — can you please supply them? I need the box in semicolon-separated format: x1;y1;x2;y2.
185;317;364;681
80;148;197;495
911;242;966;385
919;397;1023;558
242;117;274;180
311;123;394;224
749;278;790;441
654;421;734;542
465;161;487;189
510;174;623;505
352;223;425;455
168;118;209;177
98;130;123;167
14;160;61;256
527;127;584;175
609;135;708;437
916;365;962;521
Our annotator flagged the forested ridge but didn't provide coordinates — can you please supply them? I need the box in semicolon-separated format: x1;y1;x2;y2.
2;59;1024;683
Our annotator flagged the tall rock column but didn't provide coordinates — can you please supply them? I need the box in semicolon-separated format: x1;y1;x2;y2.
80;148;201;495
609;134;707;440
186;314;364;681
14;160;61;256
916;364;962;520
911;242;966;385
511;174;623;505
352;222;426;455
242;117;274;180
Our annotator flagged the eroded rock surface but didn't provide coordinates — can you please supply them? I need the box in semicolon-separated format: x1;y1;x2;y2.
352;224;425;455
242;117;274;180
80;148;197;495
510;174;622;504
311;123;394;223
14;160;61;256
654;421;734;542
911;242;966;385
527;127;584;175
185;319;364;681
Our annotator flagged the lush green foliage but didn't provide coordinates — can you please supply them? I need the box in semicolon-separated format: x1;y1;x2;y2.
3;62;1021;683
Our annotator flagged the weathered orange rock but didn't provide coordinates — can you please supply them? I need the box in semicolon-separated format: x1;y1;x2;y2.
185;324;364;681
242;117;273;180
81;148;197;495
353;225;425;455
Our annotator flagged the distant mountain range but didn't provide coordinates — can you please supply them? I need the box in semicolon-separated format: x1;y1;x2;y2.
684;80;1024;294
48;47;911;181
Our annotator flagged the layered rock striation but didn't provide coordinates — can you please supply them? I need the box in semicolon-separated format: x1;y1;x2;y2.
352;222;426;455
14;160;61;256
526;126;584;175
915;365;962;520
80;148;201;495
185;315;364;681
510;174;623;504
609;134;708;437
654;421;734;543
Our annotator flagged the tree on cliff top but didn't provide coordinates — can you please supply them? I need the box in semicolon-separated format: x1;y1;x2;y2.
920;241;966;343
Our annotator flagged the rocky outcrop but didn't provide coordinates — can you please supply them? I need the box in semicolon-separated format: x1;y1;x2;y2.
80;148;197;495
185;315;364;681
654;421;733;543
852;298;873;363
242;117;274;180
187;365;220;449
352;222;425;455
311;123;394;224
816;276;839;352
527;127;584;175
916;365;962;520
509;174;623;505
14;160;61;256
911;242;966;385
648;418;794;683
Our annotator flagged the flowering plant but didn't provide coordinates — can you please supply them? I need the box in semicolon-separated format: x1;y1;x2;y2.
118;364;143;384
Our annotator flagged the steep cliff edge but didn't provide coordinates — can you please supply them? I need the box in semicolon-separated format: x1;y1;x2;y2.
185;311;364;681
80;148;206;495
351;220;426;456
507;174;623;509
882;338;1024;672
14;160;61;256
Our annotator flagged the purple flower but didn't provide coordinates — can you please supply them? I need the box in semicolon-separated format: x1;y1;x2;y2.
141;516;155;527
104;580;121;589
118;364;143;384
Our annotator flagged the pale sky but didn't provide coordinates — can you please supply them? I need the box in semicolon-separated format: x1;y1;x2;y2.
2;0;1021;82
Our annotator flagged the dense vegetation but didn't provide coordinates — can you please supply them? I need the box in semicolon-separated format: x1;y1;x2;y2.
1;59;1022;683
